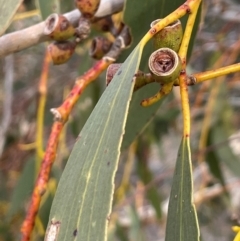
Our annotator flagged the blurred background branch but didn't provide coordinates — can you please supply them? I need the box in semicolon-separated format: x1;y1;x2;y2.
0;0;124;58
0;55;14;156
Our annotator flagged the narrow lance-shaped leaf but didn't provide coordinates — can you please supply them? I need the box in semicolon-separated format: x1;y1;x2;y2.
165;138;200;241
0;0;23;36
45;45;143;241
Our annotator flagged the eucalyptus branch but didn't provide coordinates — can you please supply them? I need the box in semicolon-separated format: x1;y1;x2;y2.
0;0;124;58
190;62;240;83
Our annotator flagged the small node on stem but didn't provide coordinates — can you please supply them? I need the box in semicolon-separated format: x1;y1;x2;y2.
187;75;197;85
150;19;183;52
149;28;157;35
183;3;192;14
148;47;182;84
50;108;62;121
48;41;76;65
89;36;112;60
44;14;75;41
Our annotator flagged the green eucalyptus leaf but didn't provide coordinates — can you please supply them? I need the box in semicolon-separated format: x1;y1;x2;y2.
0;0;22;36
36;0;60;20
136;136;162;219
60;0;75;13
7;158;35;220
165;138;200;241
210;125;240;177
122;84;168;149
115;222;129;241
204;78;240;179
129;206;144;241
46;45;143;241
206;128;226;187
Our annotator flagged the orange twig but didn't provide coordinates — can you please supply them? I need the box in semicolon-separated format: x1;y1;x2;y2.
21;122;61;240
53;59;111;122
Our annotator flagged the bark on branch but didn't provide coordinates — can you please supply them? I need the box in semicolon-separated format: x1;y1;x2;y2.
0;0;124;58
